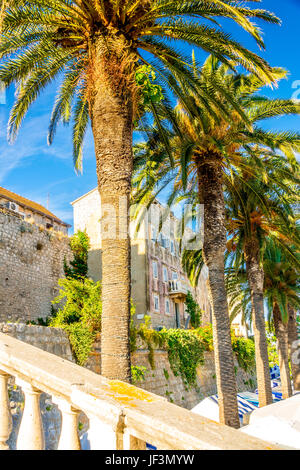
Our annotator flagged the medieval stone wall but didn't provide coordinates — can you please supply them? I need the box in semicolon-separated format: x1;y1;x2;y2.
132;350;256;410
0;209;71;322
0;322;74;361
1;324;256;412
84;337;256;410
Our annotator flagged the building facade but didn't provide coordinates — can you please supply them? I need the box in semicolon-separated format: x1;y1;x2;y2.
0;186;70;234
72;188;211;329
0;208;71;322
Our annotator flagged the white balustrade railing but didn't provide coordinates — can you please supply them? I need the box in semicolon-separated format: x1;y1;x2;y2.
0;332;282;450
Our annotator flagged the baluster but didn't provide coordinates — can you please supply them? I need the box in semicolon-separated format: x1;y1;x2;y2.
53;397;81;450
0;371;12;450
123;432;147;450
16;379;45;450
85;415;121;450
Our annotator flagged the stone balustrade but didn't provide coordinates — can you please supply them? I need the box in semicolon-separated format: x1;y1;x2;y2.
0;332;282;450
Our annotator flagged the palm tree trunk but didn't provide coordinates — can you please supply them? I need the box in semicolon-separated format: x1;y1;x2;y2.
245;241;273;407
273;303;292;399
88;38;133;382
197;158;240;428
288;305;300;391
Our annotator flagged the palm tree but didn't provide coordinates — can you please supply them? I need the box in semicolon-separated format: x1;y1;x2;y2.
133;58;300;425
0;0;283;383
288;305;300;391
264;240;300;399
184;166;300;406
225;165;300;403
225;237;300;399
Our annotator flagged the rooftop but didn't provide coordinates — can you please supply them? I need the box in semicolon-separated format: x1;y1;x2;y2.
0;186;70;227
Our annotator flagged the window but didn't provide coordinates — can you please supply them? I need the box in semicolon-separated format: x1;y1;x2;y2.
152;261;158;279
151;226;157;241
170;240;175;254
154;295;160;312
165;299;170;314
172;271;178;280
162;237;169;249
163;266;168;282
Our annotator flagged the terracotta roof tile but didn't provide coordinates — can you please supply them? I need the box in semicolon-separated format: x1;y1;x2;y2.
0;186;69;226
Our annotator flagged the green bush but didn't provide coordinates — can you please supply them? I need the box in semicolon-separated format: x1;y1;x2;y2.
266;322;279;368
64;231;90;280
131;317;205;388
65;323;96;366
131;365;148;384
130;314;164;369
195;323;256;373
50;277;102;365
194;324;214;351
231;336;256;373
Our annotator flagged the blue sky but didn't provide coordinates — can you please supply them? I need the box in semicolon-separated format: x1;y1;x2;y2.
0;0;299;232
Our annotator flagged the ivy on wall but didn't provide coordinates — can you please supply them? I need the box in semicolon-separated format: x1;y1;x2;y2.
185;291;202;328
131;320;256;389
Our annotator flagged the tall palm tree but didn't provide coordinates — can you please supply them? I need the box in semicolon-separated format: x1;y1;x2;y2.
264;240;300;399
184;166;300;405
0;0;283;383
288;305;300;391
133;59;300;425
225;166;300;403
0;0;286;380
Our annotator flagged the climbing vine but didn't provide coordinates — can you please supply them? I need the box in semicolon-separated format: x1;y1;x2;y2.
185;291;202;328
160;328;205;388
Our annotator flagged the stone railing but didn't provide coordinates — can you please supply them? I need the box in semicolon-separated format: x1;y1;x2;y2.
0;332;281;450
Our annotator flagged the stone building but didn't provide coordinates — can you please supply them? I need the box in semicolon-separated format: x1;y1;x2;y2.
71;188;211;329
0;204;71;323
0;186;70;234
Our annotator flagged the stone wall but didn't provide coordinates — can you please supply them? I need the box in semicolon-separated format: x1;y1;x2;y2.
132;350;256;410
0;209;71;322
1;324;256;412
0;322;73;361
83;337;256;410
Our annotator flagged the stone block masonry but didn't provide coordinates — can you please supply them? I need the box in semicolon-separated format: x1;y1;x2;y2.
1;323;256;412
132;350;257;410
0;209;72;322
0;322;74;361
84;337;257;410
